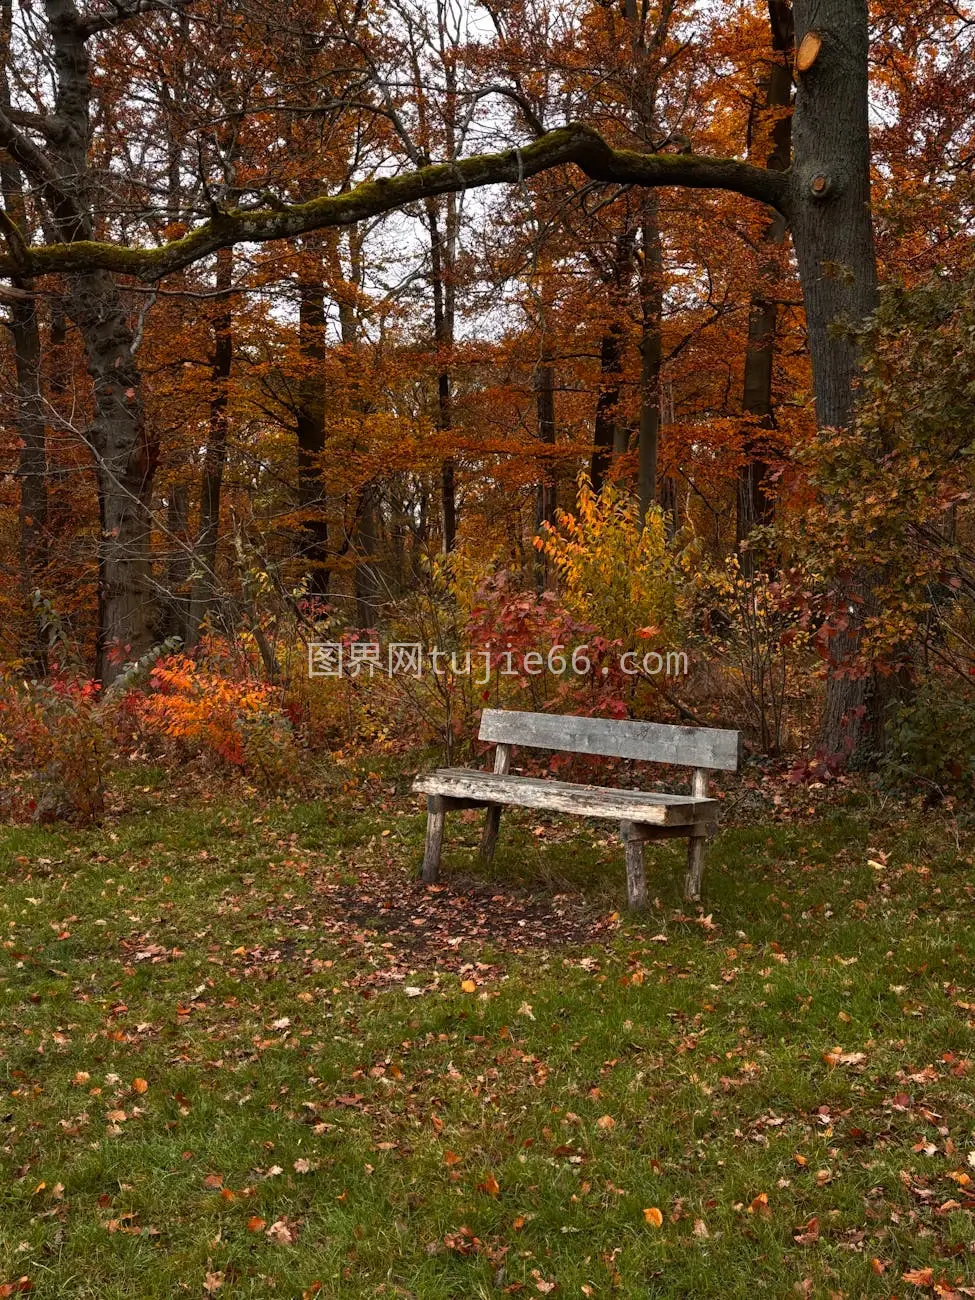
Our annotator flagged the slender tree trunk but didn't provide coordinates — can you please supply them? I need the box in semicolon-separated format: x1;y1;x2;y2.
188;246;233;640
353;483;381;629
165;483;190;640
295;254;330;597
9;290;47;592
638;198;663;521
534;358;557;527
590;230;634;492
533;354;557;589
591;323;624;492
427;201;456;553
736;0;794;572
789;0;881;757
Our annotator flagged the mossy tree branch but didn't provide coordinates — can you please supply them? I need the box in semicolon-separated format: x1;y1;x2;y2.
0;123;790;282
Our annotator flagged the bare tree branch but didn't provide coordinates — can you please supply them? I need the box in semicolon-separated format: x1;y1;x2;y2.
78;0;194;38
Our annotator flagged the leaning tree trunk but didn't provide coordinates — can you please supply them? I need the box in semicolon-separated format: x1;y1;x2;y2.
789;0;880;759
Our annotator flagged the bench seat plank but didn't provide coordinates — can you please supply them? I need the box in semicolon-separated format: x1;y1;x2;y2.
414;768;717;826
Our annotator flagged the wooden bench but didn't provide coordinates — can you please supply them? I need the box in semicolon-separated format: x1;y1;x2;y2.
413;709;740;907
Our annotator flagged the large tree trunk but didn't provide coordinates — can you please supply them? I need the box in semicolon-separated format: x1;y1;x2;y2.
40;0;157;682
1;10;46;660
64;271;156;682
189;247;233;640
789;0;881;758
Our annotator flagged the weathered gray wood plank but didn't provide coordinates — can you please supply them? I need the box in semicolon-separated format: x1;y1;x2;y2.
413;769;717;825
478;709;740;770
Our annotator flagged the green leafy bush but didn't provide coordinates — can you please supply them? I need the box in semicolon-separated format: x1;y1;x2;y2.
883;681;975;802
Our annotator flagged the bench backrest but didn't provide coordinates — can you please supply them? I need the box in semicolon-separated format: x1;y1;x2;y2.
478;709;740;771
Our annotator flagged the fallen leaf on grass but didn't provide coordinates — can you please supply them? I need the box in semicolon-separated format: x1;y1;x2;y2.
643;1207;663;1228
748;1192;771;1217
132;1078;148;1095
794;1217;819;1244
478;1174;500;1196
246;1217;266;1233
823;1047;866;1067
266;1218;298;1245
902;1267;934;1287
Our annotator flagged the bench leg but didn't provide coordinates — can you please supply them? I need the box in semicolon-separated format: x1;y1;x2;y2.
684;834;706;902
421;796;445;883
480;805;502;861
621;823;647;910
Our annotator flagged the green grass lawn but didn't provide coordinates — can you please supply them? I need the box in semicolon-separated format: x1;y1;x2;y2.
1;774;974;1298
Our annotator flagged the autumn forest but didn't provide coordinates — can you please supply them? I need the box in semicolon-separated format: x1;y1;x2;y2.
2;2;975;1293
0;0;970;786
